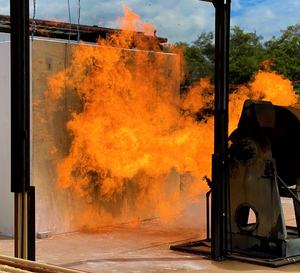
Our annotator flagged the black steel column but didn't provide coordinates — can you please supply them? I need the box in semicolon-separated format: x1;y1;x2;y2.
10;0;34;260
211;0;231;259
10;0;30;194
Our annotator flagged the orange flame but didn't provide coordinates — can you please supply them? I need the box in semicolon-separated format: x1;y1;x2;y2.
118;6;156;36
44;15;68;23
43;8;299;230
229;67;298;134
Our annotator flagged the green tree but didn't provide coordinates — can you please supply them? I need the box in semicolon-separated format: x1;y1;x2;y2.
187;32;215;84
176;28;270;86
229;26;268;84
265;24;300;89
172;24;300;88
174;32;215;86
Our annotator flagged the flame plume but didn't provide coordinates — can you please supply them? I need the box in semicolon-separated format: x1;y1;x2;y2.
44;7;299;229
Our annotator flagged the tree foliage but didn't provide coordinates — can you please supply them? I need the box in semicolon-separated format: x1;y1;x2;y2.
175;24;300;88
174;32;214;86
229;26;267;84
265;24;300;86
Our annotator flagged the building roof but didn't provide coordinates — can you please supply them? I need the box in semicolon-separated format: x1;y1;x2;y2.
0;15;168;49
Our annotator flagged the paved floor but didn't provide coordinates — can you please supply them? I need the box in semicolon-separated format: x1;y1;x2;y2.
0;199;299;272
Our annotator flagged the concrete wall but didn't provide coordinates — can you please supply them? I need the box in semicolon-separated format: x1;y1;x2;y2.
32;40;181;235
0;39;181;236
0;42;14;236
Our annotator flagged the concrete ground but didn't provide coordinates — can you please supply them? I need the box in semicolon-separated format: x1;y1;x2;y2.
0;198;299;273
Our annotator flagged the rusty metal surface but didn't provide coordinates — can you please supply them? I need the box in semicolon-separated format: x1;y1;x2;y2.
0;14;167;47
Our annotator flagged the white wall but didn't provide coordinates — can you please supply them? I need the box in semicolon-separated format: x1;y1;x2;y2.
0;42;14;236
0;33;9;42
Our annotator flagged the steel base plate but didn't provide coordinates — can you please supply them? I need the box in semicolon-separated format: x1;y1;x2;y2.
170;239;300;267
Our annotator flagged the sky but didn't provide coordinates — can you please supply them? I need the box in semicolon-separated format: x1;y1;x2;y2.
0;0;299;44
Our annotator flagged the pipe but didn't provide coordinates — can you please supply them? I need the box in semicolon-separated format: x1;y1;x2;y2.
0;265;31;273
28;187;36;261
17;194;22;258
0;256;87;273
0;259;59;273
278;176;300;205
23;192;28;260
206;189;211;241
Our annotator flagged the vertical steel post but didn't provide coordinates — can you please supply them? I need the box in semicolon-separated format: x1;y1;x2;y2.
10;0;30;195
224;0;231;255
211;153;221;257
10;0;34;260
211;0;231;259
28;186;35;261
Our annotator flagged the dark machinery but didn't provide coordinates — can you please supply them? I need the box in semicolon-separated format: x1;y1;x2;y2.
228;99;300;262
172;99;300;267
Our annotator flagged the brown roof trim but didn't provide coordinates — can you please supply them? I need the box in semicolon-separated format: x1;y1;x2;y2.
0;14;167;46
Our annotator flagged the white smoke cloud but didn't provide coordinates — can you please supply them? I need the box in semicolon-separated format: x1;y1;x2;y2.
231;0;300;41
